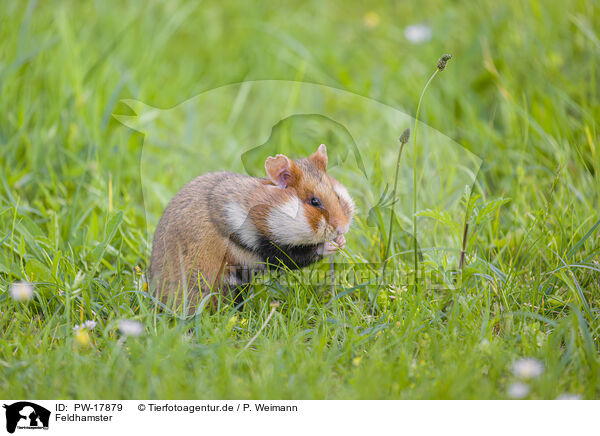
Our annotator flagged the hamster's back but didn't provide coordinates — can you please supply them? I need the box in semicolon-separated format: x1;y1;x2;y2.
148;171;256;302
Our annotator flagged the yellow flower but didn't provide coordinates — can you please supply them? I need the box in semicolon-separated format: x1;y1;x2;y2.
227;315;238;331
74;330;91;348
363;12;380;29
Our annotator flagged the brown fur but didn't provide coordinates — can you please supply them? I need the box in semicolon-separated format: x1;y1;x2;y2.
148;145;353;312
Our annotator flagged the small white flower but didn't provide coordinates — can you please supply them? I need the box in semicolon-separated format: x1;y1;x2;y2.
557;393;581;400
74;320;97;331
118;320;144;337
9;281;34;302
512;358;544;379
404;24;432;44
507;382;530;399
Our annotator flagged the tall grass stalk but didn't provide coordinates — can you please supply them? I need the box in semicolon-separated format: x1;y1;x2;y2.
381;129;410;282
412;54;452;291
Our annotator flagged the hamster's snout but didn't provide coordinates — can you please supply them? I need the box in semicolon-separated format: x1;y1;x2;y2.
326;223;349;241
332;222;350;235
336;223;350;235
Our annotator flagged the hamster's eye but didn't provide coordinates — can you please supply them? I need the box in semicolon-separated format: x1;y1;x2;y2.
309;197;323;208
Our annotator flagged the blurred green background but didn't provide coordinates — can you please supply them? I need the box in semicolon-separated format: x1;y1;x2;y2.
0;0;598;399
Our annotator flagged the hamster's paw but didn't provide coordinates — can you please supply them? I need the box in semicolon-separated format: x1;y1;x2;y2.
322;235;346;256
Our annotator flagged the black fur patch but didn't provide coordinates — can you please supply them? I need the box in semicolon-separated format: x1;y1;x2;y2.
228;232;322;270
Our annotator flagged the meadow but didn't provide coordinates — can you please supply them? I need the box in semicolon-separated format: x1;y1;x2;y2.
0;0;599;399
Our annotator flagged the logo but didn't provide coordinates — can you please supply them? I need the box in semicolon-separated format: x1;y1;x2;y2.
2;402;50;434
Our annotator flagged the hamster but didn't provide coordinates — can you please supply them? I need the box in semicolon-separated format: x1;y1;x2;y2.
148;144;354;308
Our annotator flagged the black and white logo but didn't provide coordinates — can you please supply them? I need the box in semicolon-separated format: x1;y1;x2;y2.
2;402;50;434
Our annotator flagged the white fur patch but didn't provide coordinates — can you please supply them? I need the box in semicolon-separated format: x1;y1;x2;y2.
334;183;355;221
317;216;327;236
334;184;354;212
224;202;259;249
225;243;265;288
226;274;242;286
228;242;264;267
267;198;319;245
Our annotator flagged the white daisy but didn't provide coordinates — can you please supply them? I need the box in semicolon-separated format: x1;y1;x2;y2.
118;320;144;337
556;393;581;400
9;281;34;302
404;24;432;44
512;358;544;379
73;320;97;331
507;382;530;399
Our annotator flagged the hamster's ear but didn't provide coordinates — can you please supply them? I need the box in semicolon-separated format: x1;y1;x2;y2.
309;144;328;172
265;154;296;188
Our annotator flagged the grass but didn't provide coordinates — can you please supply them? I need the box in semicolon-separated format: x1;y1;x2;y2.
1;0;599;399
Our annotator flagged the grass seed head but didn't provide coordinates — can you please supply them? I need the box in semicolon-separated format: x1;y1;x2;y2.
399;128;410;144
437;54;452;71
